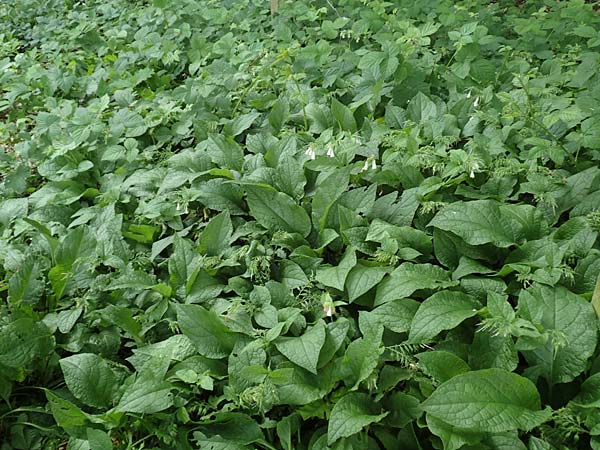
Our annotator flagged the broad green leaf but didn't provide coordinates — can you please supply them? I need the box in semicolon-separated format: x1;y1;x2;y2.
340;324;384;390
115;357;173;414
193;413;264;448
87;428;113;450
572;372;600;408
426;415;484;450
198;211;233;256
312;168;350;230
318;319;350;368
518;284;598;384
102;304;142;342
109;109;146;137
177;304;237;359
206;134;244;171
195;179;245;214
269;98;289;132
246;184;311;237
592;272;600;319
428;200;520;247
315;247;357;291
60;354;117;408
345;263;389;302
375;263;457;306
327;393;387;445
274;320;326;374
273;366;333;406
0;198;28;227
482;432;528;449
0;318;53;370
383;392;422;428
46;390;88;432
469;331;518;371
331;98;357;132
422;369;551;432
407;92;437;122
276;154;306;200
409;291;479;343
225;111;260;137
169;235;198;292
359;299;419;334
8;256;43;305
416;351;470;383
278;259;309;289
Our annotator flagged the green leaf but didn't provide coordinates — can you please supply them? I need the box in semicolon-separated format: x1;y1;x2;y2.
198;211;233;256
87;428;113;450
592;272;600;319
428;200;520;247
469;332;518;371
407;92;437;122
375;263;457;306
225;111;260;137
327;393;387;445
46;390;88;432
8;256;43;305
315;247;357;291
60;354;117;408
0;318;53;370
331;98;357;132
169;235;198;291
269;98;289;132
0;198;28;227
193;413;264;448
115;356;173;414
409;291;479;343
359;299;419;334
518;284;598;384
311;168;350;230
109;109;147;137
345;263;389;302
206;134;244;172
246;184;311;237
177;304;237;359
276;154;306;200
422;369;551;432
416;351;470;383
572;372;600;408
426;415;484;450
340;324;384;390
274;320;326;374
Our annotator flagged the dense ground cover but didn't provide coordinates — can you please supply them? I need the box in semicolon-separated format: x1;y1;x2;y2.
1;0;600;448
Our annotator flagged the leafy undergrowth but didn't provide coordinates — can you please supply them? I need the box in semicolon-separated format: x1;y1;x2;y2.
1;0;600;448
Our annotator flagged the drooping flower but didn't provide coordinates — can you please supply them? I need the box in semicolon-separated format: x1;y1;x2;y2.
305;145;316;160
326;144;335;158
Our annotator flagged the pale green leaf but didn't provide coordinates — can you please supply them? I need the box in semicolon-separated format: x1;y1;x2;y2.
275;320;326;374
422;369;551;432
246;184;311;237
327;393;387;445
518;284;598;384
409;291;479;343
428;200;520;247
375;263;457;306
60;354;117;408
177;304;237;359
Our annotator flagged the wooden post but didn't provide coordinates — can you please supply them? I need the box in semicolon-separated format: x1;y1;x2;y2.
270;0;278;15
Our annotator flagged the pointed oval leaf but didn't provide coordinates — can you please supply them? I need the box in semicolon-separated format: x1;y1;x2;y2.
422;369;551;432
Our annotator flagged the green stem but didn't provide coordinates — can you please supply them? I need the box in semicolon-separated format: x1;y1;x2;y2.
232;77;260;117
292;77;309;131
